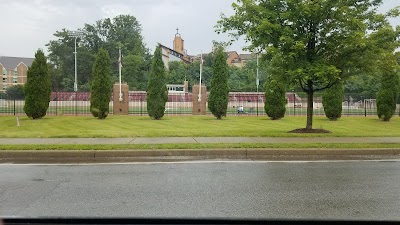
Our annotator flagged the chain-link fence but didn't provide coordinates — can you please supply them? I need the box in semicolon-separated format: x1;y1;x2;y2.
1;91;399;117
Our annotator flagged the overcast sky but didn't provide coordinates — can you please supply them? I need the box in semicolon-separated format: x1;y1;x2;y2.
0;0;398;58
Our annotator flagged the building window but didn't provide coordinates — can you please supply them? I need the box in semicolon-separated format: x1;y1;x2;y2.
2;69;6;75
2;77;6;83
13;70;18;76
13;77;18;83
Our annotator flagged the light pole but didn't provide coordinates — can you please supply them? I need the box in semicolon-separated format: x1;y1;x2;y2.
67;30;85;93
118;47;123;102
256;54;259;116
198;51;203;102
67;30;84;116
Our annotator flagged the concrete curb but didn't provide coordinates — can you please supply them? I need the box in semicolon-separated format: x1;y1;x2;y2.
1;148;400;163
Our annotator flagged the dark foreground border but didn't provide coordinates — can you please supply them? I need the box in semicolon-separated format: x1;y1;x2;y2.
3;218;400;225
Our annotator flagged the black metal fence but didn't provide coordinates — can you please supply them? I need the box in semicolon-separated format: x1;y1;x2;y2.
1;91;399;117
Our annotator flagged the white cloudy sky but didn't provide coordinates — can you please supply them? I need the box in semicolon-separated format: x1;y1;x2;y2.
0;0;398;58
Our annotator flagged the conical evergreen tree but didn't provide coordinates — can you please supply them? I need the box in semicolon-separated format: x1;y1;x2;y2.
377;71;399;121
147;45;168;120
264;77;286;120
90;48;112;119
208;47;229;119
24;49;51;119
322;81;343;121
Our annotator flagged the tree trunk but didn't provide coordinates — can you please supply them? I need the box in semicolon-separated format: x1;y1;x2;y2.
306;90;314;130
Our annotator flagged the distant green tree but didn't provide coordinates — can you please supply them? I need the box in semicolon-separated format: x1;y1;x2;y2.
377;55;400;121
343;73;379;98
90;48;112;119
228;59;267;92
6;84;25;100
47;15;150;91
24;50;51;119
264;77;287;120
167;61;187;85
147;46;168;120
322;81;344;121
122;54;147;90
208;47;229;119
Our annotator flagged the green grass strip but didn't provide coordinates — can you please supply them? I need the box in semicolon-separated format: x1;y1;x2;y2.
1;116;400;138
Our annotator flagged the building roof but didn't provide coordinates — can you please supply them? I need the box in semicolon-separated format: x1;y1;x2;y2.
239;54;254;60
0;56;34;70
159;43;191;64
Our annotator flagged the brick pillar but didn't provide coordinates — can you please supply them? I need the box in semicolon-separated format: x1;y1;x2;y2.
192;85;207;115
113;83;129;115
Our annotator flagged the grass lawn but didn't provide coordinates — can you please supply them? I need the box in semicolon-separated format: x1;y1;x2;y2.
0;115;399;138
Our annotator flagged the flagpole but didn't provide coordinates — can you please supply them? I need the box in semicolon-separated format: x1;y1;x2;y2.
256;53;259;116
118;47;123;102
198;51;203;102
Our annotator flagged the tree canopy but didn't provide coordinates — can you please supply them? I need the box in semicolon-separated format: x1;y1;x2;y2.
217;0;400;130
46;15;150;91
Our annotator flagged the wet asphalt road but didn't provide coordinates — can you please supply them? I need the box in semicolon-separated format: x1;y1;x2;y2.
1;160;400;220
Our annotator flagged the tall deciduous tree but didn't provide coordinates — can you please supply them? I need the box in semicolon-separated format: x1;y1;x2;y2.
322;81;344;121
47;15;150;91
217;0;400;130
90;49;112;119
208;47;229;119
24;50;51;119
147;46;168;120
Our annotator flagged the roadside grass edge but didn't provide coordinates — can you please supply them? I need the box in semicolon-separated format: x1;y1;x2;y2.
2;143;400;150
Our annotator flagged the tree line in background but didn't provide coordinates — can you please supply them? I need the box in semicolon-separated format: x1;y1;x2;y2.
44;12;400;100
166;52;267;93
47;15;150;92
45;14;267;93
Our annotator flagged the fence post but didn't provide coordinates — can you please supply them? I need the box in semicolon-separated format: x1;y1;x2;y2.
56;92;58;116
13;96;16;116
75;92;78;116
347;95;350;116
256;94;259;116
293;93;296;116
370;95;372;116
364;99;367;117
140;98;142;116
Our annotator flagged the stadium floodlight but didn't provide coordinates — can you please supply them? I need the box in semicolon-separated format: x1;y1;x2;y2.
67;30;85;92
